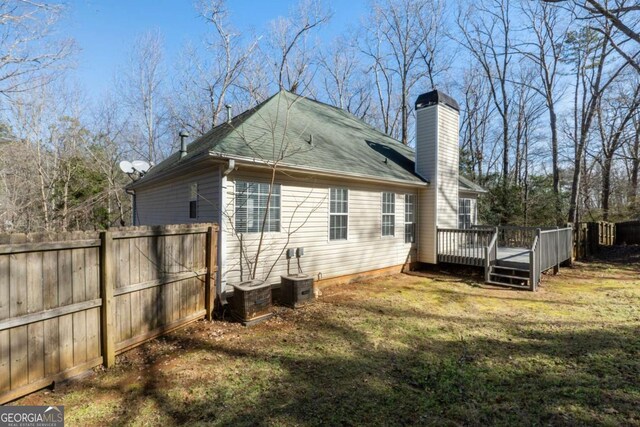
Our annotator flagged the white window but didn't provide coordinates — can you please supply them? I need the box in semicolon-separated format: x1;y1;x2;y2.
459;198;472;229
189;183;198;219
329;188;348;240
235;181;281;233
404;194;415;243
382;192;395;237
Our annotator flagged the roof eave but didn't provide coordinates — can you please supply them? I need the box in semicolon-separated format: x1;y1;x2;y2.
209;151;428;188
126;153;220;190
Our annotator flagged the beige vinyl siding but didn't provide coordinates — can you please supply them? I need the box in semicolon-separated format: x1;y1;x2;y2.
134;167;221;225
415;107;438;264
436;105;459;229
415;104;459;263
223;170;417;285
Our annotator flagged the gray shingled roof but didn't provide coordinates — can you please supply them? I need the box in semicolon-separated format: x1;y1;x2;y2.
459;175;487;193
133;90;483;192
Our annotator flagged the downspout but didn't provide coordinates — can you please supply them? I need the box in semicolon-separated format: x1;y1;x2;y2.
218;159;236;304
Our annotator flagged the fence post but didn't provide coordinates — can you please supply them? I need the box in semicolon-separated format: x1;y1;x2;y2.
554;226;560;275
205;225;218;321
100;231;115;368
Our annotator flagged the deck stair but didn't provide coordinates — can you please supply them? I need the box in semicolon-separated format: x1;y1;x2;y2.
486;265;530;289
437;225;574;291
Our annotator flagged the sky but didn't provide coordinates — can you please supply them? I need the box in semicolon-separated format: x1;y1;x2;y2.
62;0;368;99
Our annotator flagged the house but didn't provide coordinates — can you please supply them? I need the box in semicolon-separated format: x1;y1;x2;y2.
128;89;486;295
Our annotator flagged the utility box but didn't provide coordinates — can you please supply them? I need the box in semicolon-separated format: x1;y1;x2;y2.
229;280;273;326
280;275;314;308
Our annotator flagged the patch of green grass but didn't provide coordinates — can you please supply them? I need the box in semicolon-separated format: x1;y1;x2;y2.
14;259;640;426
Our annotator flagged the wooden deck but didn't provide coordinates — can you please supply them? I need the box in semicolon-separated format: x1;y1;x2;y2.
436;226;573;291
438;246;530;269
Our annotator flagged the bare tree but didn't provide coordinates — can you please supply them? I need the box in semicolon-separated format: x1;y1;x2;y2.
363;0;444;145
118;30;168;164
563;23;633;224
544;0;640;72
88;94;132;226
0;1;74;101
624;111;640;215
318;36;371;119
594;77;640;220
171;0;260;136
459;66;495;181
418;0;451;90
519;1;569;224
267;0;331;94
457;0;515;185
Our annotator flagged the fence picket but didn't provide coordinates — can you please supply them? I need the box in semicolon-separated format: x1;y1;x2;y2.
0;223;218;404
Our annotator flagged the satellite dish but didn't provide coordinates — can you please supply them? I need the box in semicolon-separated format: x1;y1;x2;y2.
132;160;151;173
119;160;134;174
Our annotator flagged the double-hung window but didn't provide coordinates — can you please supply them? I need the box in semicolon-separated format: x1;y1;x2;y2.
458;198;472;229
381;192;395;237
329;188;348;240
189;183;198;219
404;194;415;243
235;181;281;233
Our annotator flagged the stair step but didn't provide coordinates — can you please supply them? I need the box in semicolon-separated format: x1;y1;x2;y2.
492;266;530;273
491;273;530;282
485;280;531;289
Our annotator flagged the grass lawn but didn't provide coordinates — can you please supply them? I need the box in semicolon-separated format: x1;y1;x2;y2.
13;249;640;426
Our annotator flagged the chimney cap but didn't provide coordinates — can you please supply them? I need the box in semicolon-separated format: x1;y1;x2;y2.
179;130;190;138
415;90;459;112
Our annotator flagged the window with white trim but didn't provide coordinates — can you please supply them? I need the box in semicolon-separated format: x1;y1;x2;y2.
189;183;198;219
381;192;395;236
404;194;415;243
458;198;472;229
235;181;281;233
329;188;348;240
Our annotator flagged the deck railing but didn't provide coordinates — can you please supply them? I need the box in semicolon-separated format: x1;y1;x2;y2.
528;226;573;290
436;228;495;266
438;225;573;291
529;232;540;291
484;230;498;282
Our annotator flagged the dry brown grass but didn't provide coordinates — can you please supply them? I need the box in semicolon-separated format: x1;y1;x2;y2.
11;249;640;426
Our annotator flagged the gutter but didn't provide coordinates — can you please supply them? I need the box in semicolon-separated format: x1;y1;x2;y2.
208;151;429;188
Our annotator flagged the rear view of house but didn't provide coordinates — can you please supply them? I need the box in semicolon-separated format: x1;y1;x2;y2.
128;89;484;297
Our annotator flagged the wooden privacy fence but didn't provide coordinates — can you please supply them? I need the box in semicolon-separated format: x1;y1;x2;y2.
0;223;218;404
615;220;640;245
573;221;615;258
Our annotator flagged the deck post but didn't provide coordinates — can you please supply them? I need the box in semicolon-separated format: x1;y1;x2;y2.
484;246;490;282
100;231;116;368
554;226;560;275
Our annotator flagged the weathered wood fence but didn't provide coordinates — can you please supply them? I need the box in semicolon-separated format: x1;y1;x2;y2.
573;221;615;258
0;223;218;404
615;220;640;245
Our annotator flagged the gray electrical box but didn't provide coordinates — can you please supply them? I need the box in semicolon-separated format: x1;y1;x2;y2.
286;248;295;259
296;247;304;257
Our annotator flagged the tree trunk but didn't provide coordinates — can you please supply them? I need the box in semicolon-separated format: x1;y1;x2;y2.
631;131;639;210
549;105;561;224
401;87;408;145
601;154;612;221
502;111;509;185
